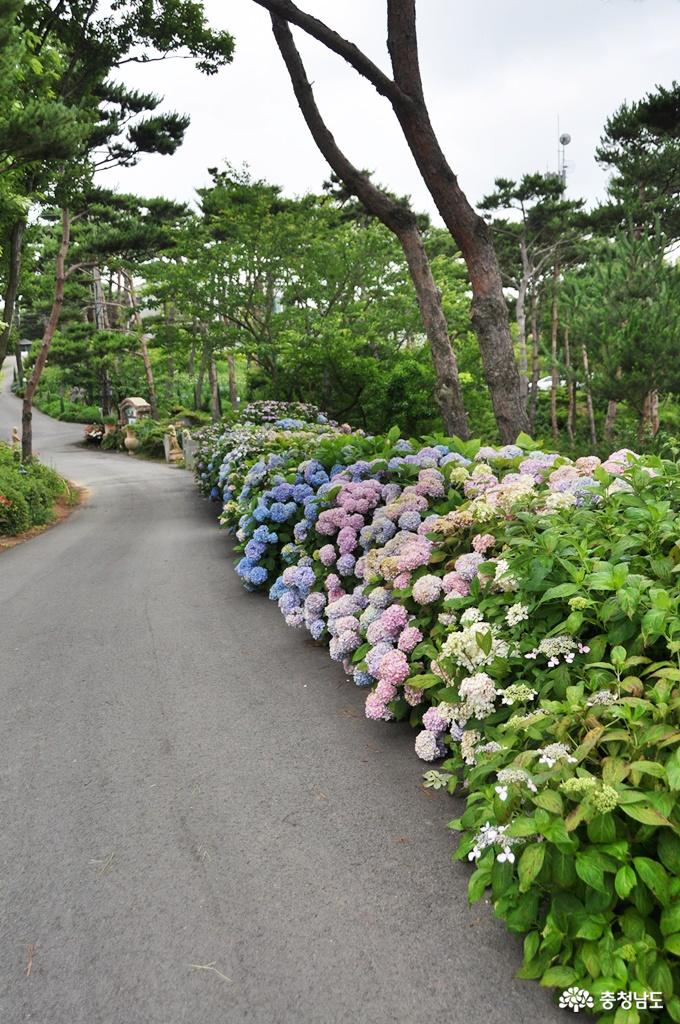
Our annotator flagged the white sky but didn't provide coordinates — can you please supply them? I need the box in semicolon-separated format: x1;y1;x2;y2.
101;0;680;220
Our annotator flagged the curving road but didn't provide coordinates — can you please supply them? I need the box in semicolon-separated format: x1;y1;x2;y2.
0;359;563;1024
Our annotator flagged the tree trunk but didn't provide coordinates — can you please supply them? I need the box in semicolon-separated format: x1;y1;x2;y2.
208;354;221;421
528;287;540;430
22;208;70;461
15;339;24;386
195;330;210;410
383;0;527;440
268;14;468;438
581;345;597;446
550;261;560;443
637;390;659;444
564;322;574;444
92;264;110;330
516;239;530;409
0;217;26;365
139;333;158;418
100;368;113;416
227;351;238;409
603;400;618;442
650;389;659;436
123;270;158;418
260;0;529;440
397;222;469;436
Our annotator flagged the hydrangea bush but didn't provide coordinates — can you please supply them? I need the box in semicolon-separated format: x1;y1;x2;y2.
196;423;680;1021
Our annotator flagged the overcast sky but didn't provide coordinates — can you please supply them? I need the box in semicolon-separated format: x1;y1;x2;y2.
101;0;680;221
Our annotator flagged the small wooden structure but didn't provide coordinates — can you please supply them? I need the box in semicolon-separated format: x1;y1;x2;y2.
118;397;151;427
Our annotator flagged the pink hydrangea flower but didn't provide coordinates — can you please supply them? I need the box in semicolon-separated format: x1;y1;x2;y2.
365;693;393;721
337;527;358;554
375;679;397;702
422;706;448;735
318;544;337;566
376;649;410;686
403;684;424;706
442;571;470;596
472;533;496;554
415;468;445;498
398;626;423;652
393;572;411;589
380;603;409;634
412;574;443;605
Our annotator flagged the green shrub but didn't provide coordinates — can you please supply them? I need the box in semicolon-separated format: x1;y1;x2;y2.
0;444;67;534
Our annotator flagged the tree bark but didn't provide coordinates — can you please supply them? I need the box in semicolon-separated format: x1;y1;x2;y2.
92;264;110;330
257;0;529;441
15;339;24;386
22;208;70;461
195;329;210;410
637;390;659;444
650;389;659;436
138;333;158;419
528;287;540;430
208;353;221;421
227;351;238;409
581;345;597;446
550;261;560;443
516;239;530;409
564;322;574;444
0;217;26;365
123;270;158;418
603;399;618;442
100;368;113;416
269;14;469;438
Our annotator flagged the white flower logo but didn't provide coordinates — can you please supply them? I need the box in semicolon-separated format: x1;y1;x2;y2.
558;987;594;1012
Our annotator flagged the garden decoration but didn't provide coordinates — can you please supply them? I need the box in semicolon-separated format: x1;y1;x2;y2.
118;396;151;427
123;425;139;455
164;424;183;465
194;405;680;1022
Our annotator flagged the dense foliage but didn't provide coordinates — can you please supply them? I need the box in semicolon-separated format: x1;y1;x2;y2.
0;442;68;534
194;407;680;1020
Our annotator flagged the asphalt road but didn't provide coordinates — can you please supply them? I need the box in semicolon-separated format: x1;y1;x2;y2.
0;359;564;1024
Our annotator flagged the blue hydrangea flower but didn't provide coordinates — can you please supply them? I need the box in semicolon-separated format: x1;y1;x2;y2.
244;540;266;559
248;566;268;585
309;619;325;640
353;670;373;687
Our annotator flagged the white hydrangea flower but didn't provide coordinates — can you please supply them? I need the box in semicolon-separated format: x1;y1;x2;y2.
536;742;577;768
505;602;529;627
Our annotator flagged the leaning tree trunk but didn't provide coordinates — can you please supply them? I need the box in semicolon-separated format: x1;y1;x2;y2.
22;208;70;461
259;0;528;440
383;0;527;440
269;14;469;438
0;217;26;365
397;221;469;436
528;288;541;430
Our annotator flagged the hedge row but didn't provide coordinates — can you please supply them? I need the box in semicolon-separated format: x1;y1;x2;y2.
195;404;680;1022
